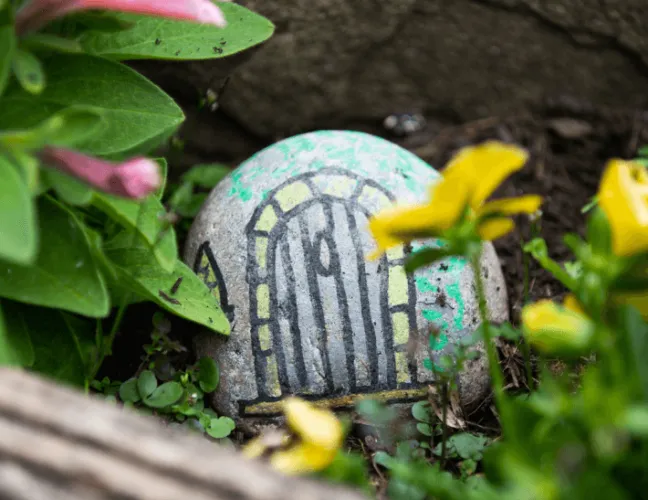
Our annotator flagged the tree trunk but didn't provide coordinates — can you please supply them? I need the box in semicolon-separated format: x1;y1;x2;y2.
0;368;366;500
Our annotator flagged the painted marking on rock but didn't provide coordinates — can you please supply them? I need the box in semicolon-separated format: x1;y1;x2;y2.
239;167;424;416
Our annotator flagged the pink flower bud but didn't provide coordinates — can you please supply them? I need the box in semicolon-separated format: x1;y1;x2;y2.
41;147;161;199
16;0;226;35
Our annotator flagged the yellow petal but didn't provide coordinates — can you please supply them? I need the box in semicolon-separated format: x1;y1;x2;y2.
477;217;515;241
445;141;529;208
563;294;585;315
521;300;593;356
367;203;443;259
242;436;267;459
598;159;648;257
270;443;337;475
426;165;473;229
282;398;343;452
480;195;543;217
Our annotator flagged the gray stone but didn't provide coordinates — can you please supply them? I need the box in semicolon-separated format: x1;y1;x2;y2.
184;130;508;424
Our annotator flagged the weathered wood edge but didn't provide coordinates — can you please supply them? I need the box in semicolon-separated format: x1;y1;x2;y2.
0;368;367;500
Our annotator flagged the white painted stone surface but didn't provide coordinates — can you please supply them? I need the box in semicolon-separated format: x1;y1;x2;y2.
184;130;508;422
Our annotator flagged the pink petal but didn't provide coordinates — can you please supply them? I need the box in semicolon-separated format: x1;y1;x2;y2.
41;147;161;200
17;0;226;34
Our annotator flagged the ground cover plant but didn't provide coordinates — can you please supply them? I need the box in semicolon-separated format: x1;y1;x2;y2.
0;0;272;388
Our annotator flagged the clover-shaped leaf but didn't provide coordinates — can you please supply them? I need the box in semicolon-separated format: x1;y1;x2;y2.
119;378;141;403
137;370;157;398
206;416;235;439
197;357;219;393
143;381;184;409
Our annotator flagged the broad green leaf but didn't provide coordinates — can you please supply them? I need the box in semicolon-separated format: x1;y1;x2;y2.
0;53;184;156
0;107;104;152
169;181;207;218
182;163;230;188
0;300;35;367
0;26;15;96
154;157;168;199
11;48;45;94
92;194;177;272
119;378;141;402
3;149;40;196
43;168;94;205
104;243;230;335
79;3;274;61
411;401;431;423
0;196;110;317
416;423;433;436
143;381;183;408
206;416;235;439
0;155;37;265
21;34;83;54
137;370;157;398
446;433;489;460
198;357;219;393
11;302;94;386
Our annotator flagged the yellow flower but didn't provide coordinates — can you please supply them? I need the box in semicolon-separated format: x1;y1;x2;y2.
521;299;594;357
368;141;541;258
243;398;344;475
598;159;648;257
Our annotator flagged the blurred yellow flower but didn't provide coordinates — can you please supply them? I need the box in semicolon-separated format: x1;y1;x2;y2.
368;141;540;258
598;159;648;257
243;398;343;475
522;299;594;357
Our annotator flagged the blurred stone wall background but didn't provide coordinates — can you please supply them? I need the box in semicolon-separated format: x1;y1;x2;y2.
134;0;648;168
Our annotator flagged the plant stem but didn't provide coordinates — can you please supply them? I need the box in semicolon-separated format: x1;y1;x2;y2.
470;248;512;435
440;380;449;469
89;294;130;381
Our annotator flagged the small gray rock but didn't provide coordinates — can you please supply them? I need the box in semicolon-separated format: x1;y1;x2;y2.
184;130;508;424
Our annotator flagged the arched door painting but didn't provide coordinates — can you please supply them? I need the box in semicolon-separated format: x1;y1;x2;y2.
240;168;425;416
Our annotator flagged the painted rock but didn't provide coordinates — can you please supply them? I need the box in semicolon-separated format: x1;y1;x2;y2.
184;130;508;423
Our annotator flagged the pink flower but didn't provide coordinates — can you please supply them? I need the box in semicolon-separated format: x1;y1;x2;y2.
16;0;226;35
41;147;161;199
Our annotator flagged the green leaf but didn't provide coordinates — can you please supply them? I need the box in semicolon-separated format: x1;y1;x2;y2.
0;53;184;157
21;34;83;54
182;163;230;188
0;300;34;367
104;242;229;334
11;48;45;94
0;155;37;265
0;196;110;317
523;238;576;289
435;433;489;461
453;433;490;460
0;106;104;152
118;378;141;403
406;248;450;274
137;370;157;398
619;305;648;401
43;169;94;206
373;451;395;469
153;157;167;199
197;357;220;393
0;26;15;96
79;3;274;61
11;302;94;386
416;423;433;436
143;381;183;408
206;416;235;439
92;193;177;272
411;401;431;423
